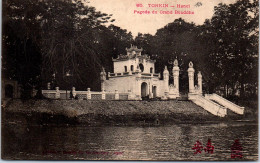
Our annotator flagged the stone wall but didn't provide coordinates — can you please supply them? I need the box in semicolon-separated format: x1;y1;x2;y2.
113;58;155;74
104;75;135;93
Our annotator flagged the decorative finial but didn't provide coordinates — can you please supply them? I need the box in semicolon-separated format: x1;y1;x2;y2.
189;61;193;68
174;59;178;66
163;66;169;73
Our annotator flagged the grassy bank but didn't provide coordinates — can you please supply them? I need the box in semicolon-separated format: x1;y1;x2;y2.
2;99;254;126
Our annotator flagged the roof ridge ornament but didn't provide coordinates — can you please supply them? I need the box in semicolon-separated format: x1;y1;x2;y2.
126;45;143;52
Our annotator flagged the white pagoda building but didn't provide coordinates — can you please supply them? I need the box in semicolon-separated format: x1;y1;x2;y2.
100;45;180;100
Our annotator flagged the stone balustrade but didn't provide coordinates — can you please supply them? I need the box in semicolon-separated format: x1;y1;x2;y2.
42;88;138;100
108;72;160;78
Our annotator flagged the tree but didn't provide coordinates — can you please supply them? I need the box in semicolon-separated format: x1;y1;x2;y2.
200;0;259;97
2;0;134;96
39;0;115;90
2;0;43;98
142;18;203;92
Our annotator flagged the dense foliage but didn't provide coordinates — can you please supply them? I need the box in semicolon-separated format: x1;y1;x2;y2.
2;0;258;99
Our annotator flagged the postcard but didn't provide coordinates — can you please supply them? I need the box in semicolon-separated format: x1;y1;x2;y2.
1;0;258;161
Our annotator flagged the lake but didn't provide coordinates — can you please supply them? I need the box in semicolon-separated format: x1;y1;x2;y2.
2;121;258;160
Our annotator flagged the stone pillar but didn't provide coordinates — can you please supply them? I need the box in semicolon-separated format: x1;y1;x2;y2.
163;66;169;81
198;71;202;94
115;90;119;100
47;82;51;90
87;88;91;100
163;66;169;93
149;83;153;98
187;61;195;93
102;90;105;100
72;87;76;97
173;59;180;95
55;87;60;99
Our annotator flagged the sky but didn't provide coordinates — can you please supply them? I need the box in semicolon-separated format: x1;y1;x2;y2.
89;0;237;37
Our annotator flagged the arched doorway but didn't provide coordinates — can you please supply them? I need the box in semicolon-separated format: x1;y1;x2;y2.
5;84;14;98
152;86;157;98
139;64;144;72
141;82;148;97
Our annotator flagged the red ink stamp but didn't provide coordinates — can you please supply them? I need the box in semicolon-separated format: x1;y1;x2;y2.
192;139;214;154
204;139;214;153
231;139;243;158
192;140;204;154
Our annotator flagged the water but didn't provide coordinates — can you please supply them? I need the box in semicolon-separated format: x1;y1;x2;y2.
2;122;258;160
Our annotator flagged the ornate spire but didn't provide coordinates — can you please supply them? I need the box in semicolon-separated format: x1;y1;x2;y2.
174;59;178;66
100;67;106;75
189;61;193;68
198;71;202;77
163;66;169;74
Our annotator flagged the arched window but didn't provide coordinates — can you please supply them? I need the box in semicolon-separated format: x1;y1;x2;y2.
150;67;153;73
131;65;134;71
124;66;127;72
139;64;144;72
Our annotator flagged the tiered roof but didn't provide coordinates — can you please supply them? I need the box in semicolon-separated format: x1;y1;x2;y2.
112;45;155;62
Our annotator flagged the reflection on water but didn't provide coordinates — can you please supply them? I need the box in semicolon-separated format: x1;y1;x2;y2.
2;122;258;160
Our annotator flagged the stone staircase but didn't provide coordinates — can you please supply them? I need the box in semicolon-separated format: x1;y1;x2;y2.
205;93;244;115
188;93;245;117
189;94;227;117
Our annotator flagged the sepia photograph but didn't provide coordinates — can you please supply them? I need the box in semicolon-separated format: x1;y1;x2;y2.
1;0;259;161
